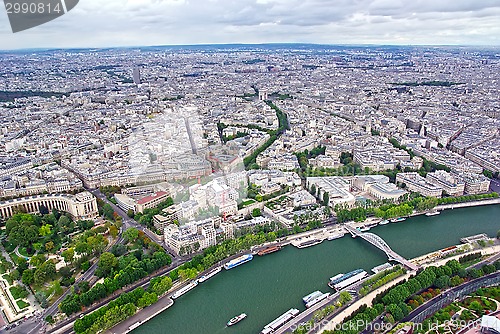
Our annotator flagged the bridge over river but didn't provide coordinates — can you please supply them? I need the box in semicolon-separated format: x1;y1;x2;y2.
345;224;419;271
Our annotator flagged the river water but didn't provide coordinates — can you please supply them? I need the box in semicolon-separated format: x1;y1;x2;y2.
133;205;500;334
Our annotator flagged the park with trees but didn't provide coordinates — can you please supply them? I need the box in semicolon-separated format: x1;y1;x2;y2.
72;277;173;334
60;227;171;317
0;210;121;312
409;285;499;333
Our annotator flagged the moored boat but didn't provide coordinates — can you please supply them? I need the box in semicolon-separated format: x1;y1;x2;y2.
261;308;300;333
328;269;367;290
425;211;440;216
329;273;343;282
379;220;390;225
302;290;322;304
371;262;393;274
198;267;222;283
258;245;282;256
224;254;253;270
305;292;330;308
171;280;198;299
328;232;344;240
296;239;322;249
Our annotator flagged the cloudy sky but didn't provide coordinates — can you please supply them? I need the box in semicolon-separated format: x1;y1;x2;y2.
1;0;500;50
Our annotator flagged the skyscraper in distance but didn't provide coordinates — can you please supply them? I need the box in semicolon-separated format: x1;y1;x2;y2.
133;67;141;84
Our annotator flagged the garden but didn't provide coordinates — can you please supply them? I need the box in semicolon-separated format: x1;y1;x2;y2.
0;210;121;311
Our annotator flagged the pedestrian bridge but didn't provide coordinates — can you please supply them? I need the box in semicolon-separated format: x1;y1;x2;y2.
345;225;419;271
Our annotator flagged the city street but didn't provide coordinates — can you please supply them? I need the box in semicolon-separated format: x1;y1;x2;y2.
490;178;500;194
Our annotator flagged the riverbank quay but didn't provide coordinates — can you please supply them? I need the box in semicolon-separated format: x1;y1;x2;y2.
317;245;500;333
346;198;500;231
435;198;500;210
109;297;174;334
412;244;500;268
107;277;196;334
51;296;175;334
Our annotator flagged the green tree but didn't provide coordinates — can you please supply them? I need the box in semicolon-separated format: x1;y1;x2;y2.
124;227;139;243
109;225;119;239
482;264;496;275
61;248;75;263
77;220;95;230
21;269;34;285
136;291;158;308
77;281;90;294
178;268;198;281
310;184;316;196
469;300;483;313
45;241;55;252
88;234;108;254
434;275;450;289
10;269;20;281
80;261;90;272
38;224;52;237
251;208;262;217
75;242;90;255
58;215;72;228
8;222;39;247
33;242;43;252
35;291;49;308
30;254;46;267
468;268;483;279
102;204;115;221
150;276;173;296
59;294;81;316
445;259;461;275
388;303;405;321
34;261;57;285
109;244;127;257
16;258;28;275
339;291;352;305
98;252;118;276
458;268;468;278
450;275;463;287
323;192;330;206
59;266;72;278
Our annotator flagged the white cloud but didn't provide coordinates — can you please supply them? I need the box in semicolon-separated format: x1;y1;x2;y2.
0;0;499;49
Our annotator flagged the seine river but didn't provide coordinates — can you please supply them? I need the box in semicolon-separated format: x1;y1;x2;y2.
133;205;500;334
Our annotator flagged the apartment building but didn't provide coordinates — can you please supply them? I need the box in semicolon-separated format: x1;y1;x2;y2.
426;170;465;196
396;172;443;198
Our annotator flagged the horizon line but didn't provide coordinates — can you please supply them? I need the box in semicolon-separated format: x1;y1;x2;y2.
1;42;500;53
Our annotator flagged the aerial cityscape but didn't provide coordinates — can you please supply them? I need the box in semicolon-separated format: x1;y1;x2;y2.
0;1;500;334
